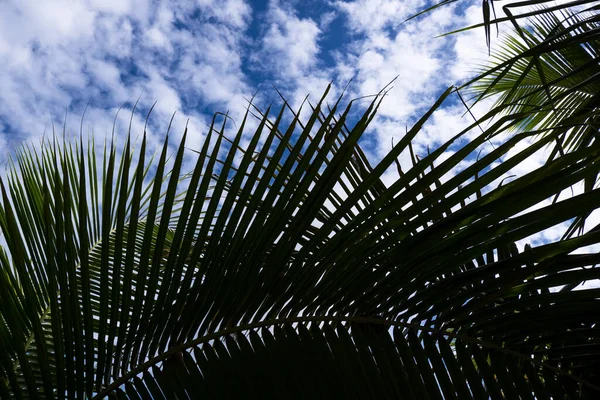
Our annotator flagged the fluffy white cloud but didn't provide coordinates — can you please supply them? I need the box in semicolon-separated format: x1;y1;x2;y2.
197;0;252;29
1;1;96;47
333;0;425;33
259;1;321;78
0;0;256;159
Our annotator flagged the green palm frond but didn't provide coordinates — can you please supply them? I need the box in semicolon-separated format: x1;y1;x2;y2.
1;82;600;399
462;9;600;151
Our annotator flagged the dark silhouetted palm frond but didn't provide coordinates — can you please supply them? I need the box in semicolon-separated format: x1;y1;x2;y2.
1;79;600;398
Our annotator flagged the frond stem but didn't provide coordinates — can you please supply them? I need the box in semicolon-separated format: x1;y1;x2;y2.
93;314;600;398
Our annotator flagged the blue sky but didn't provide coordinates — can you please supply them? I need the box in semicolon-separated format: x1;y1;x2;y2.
0;0;494;163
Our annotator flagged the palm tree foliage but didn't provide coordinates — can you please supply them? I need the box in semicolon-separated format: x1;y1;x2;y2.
414;0;600;154
1;73;600;398
457;5;600;243
1;1;600;397
463;9;600;152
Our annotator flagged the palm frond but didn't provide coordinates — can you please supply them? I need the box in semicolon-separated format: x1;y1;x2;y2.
462;10;600;151
1;82;600;398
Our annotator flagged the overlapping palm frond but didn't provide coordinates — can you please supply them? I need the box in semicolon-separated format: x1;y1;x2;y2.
0;77;600;399
412;0;600;154
463;9;600;152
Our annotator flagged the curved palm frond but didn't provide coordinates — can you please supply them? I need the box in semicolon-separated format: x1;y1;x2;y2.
1;81;600;399
106;321;588;399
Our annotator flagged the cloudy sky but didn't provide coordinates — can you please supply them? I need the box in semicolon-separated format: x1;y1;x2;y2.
1;0;597;263
0;0;492;156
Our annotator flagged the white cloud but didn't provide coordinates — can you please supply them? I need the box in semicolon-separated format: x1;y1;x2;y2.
0;0;256;157
88;0;133;15
319;11;337;30
3;1;96;46
259;2;321;78
144;2;175;50
197;0;252;29
87;59;124;94
333;0;425;34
